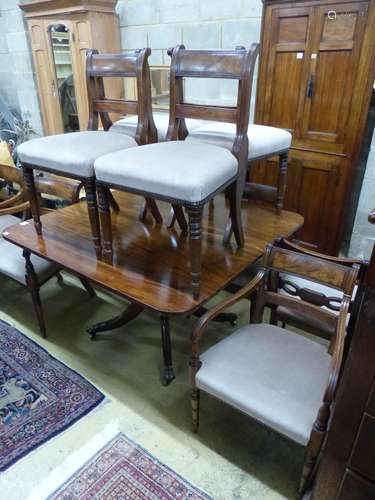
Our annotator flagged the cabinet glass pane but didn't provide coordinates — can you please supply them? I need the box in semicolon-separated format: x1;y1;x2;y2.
49;24;79;132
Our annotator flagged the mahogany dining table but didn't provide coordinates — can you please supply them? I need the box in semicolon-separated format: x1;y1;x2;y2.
3;191;303;385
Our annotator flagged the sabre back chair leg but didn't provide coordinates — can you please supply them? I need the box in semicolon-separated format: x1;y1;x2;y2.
83;178;102;260
187;205;203;300
108;189;119;212
97;184;113;265
24;250;46;338
168;204;188;232
22;166;42;235
228;181;245;247
276;152;288;215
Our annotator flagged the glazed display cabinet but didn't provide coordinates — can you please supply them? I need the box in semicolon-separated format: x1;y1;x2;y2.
21;0;122;135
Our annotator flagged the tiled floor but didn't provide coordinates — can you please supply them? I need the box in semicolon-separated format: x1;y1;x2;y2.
0;272;304;499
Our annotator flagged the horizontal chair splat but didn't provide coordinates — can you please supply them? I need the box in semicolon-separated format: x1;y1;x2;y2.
176;104;238;123
93;99;138;115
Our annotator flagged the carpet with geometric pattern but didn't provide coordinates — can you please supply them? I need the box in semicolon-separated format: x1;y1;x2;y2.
0;320;104;472
48;433;211;499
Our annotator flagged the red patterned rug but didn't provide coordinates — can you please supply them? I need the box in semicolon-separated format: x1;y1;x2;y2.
48;433;211;499
0;320;104;472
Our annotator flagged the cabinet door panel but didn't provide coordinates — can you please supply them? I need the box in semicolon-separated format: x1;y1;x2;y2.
300;2;369;148
249;152;343;253
308;51;351;135
263;7;313;134
269;53;304;129
338;470;375;500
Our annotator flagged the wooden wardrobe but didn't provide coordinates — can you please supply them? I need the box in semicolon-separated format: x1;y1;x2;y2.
253;0;375;254
21;0;121;136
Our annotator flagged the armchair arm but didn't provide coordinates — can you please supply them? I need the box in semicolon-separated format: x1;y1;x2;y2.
0;191;24;209
0;201;29;217
324;295;351;404
192;269;265;344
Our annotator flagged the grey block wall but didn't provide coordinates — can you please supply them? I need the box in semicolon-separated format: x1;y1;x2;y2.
116;0;263;119
349;128;375;259
0;0;43;135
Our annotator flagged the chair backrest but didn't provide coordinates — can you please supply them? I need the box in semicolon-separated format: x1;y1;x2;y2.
273;238;367;312
86;49;157;145
166;44;259;161
253;244;360;335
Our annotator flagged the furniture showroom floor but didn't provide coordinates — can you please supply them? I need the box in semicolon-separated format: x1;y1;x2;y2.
0;271;307;499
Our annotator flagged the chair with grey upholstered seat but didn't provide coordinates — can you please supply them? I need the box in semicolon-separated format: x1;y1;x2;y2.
18;49;159;260
94;44;259;299
111;113;291;232
0;163;95;337
190;243;359;496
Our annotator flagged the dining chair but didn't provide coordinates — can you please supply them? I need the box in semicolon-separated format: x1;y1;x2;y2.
269;238;367;343
18;49;160;260
111;44;291;230
0;164;95;337
94;44;259;299
190;243;359;496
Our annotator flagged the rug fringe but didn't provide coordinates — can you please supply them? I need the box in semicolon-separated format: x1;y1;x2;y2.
26;418;120;500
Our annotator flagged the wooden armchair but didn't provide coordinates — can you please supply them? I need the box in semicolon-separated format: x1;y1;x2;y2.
190;243;359;497
0;164;95;337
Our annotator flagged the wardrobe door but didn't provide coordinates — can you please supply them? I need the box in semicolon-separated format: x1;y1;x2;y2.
261;6;314;135
70;19;92;131
299;2;369;153
28;19;64;135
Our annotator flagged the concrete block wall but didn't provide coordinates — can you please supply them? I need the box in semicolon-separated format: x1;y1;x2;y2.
1;0;262;135
349;128;375;259
116;0;263;118
0;0;43;136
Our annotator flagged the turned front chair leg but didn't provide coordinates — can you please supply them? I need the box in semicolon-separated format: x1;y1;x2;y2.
191;387;200;433
23;249;46;338
276;152;288;215
187;205;203;300
83;178;102;260
22;166;42;235
97;184;113;265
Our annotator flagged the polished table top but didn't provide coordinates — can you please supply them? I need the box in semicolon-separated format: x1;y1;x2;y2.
3;192;303;315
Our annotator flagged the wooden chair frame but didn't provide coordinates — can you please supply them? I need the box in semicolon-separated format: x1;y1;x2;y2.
0;163;95;337
21;48;160;260
97;44;259;299
269;238;368;344
190;244;359;496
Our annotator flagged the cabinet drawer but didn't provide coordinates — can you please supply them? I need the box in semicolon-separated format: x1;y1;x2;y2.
338;469;375;500
350;413;375;481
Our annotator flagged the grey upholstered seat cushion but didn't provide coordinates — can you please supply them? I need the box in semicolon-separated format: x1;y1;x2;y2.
1;215;58;285
196;323;331;445
187;123;292;160
110;112;207;142
17;131;137;178
94;140;238;203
